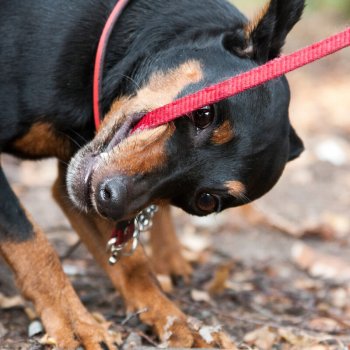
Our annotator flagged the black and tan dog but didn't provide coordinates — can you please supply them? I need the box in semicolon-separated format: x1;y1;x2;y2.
0;0;305;348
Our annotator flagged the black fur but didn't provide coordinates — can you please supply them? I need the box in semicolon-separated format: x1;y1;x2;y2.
0;169;34;241
0;0;305;238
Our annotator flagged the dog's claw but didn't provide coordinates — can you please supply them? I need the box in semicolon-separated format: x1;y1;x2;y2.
99;341;109;350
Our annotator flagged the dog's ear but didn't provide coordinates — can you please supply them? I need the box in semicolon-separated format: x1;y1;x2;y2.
224;0;305;62
288;125;304;161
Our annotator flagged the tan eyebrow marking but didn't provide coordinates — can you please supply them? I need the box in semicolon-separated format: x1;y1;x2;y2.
211;120;235;145
101;59;203;129
225;180;246;199
95;59;203;146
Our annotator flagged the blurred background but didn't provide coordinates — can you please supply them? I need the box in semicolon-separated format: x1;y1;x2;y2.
1;1;349;349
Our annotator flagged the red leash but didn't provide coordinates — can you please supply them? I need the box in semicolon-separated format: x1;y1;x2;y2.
93;1;349;132
93;0;131;130
133;27;350;131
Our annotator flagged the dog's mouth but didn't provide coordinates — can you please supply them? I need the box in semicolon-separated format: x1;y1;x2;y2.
67;113;146;217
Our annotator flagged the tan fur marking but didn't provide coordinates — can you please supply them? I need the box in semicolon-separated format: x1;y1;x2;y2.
245;1;271;38
93;124;175;188
211;120;235;145
97;60;203;139
225;180;246;199
13;122;72;161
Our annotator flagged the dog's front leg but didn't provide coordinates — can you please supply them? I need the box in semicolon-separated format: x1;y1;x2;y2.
150;205;193;281
0;166;117;350
54;163;233;348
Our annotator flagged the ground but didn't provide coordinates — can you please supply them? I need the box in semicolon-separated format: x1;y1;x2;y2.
0;3;349;350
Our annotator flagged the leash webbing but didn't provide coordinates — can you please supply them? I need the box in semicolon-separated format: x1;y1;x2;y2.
93;0;131;130
133;27;350;131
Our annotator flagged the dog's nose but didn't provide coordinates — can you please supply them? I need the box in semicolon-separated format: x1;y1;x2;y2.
95;178;127;219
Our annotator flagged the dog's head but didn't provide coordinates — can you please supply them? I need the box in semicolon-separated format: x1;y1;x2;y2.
67;0;305;221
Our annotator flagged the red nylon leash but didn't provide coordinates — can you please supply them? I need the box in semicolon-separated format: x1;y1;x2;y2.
93;0;131;130
133;27;350;131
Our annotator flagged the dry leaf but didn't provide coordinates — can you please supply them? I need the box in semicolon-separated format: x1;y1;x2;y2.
207;262;234;295
0;293;25;309
308;317;342;333
278;328;327;347
0;323;8;338
322;212;350;238
181;232;211;253
244;326;279;350
330;288;349;308
123;332;142;350
292;243;350;281
302;224;337;241
191;289;211;303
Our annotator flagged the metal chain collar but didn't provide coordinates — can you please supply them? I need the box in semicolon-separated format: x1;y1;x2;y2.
106;205;158;265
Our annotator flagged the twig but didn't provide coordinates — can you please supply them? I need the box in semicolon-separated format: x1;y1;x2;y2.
60;240;82;260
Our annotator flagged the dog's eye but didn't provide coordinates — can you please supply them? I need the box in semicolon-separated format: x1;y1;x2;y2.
197;193;219;213
188;105;215;130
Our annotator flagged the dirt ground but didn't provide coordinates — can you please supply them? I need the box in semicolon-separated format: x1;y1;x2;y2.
1;4;350;350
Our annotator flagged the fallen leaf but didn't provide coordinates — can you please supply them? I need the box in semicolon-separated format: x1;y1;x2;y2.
206;262;234;295
199;325;222;344
330;288;349;308
0;322;8;338
181;232;211;253
278;328;328;347
302;223;337;241
244;326;279;350
323;212;350;238
308;317;342;333
314;138;348;166
123;332;141;350
0;293;25;309
191;289;211;303
292;243;350;281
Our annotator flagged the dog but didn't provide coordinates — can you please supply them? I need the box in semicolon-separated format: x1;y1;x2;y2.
0;0;305;348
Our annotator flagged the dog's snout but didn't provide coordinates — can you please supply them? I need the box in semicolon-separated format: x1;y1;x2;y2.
95;178;127;219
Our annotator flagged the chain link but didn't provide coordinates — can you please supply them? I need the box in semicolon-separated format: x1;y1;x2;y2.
107;205;158;265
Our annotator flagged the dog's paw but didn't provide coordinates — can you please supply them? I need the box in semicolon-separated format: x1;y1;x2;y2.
135;295;233;348
158;316;235;348
40;311;118;350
